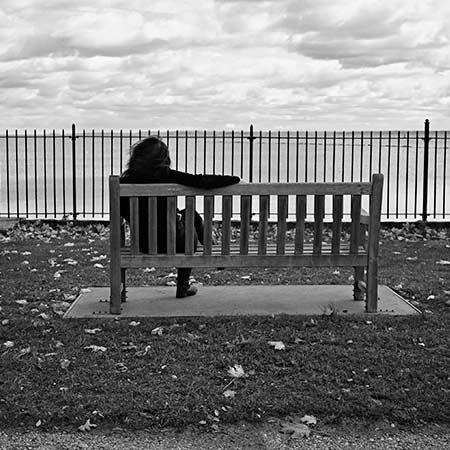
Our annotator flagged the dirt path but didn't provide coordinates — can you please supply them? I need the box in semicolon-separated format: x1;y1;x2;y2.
1;422;450;450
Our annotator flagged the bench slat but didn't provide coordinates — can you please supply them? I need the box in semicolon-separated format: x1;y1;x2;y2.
166;196;177;255
313;195;325;254
222;195;232;255
350;194;361;254
120;182;372;196
240;195;251;255
121;242;366;256
148;197;158;255
121;253;368;269
185;196;195;255
130;197;139;255
203;195;214;255
259;195;269;255
332;194;343;255
277;195;288;255
295;195;306;254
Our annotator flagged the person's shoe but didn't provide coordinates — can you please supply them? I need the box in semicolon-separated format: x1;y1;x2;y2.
176;284;198;298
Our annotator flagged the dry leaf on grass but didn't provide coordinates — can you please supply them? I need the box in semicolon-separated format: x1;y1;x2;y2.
223;390;236;398
300;415;317;425
60;359;71;369
78;419;97;432
279;420;311;438
151;326;164;335
84;328;102;334
268;341;286;350
227;364;245;378
17;347;31;358
84;345;107;352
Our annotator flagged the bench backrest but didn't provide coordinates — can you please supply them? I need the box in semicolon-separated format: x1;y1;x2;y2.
109;175;383;257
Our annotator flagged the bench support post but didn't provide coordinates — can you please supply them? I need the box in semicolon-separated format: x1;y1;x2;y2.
366;174;384;312
109;176;122;314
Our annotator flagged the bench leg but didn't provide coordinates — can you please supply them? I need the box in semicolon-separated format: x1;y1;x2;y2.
121;268;127;303
110;263;121;315
366;260;378;313
353;266;365;301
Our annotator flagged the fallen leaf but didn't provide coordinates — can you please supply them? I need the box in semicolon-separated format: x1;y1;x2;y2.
129;321;140;327
15;299;28;305
436;260;450;265
240;275;251;280
64;242;75;247
151;326;164;336
268;341;286;350
223;390;236;398
84;328;102;335
280;420;311;438
165;280;177;286
143;267;156;272
115;362;128;372
93;263;104;269
63;258;78;265
300;415;317;425
35;419;42;427
135;345;151;357
60;359;71;369
227;364;245;378
426;295;436;301
17;347;31;358
3;341;14;348
78;419;97;432
84;345;107;352
90;255;107;262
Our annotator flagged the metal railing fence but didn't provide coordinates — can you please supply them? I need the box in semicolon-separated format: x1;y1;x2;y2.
0;120;449;221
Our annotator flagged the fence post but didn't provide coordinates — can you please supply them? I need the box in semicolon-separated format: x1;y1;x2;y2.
71;123;77;221
422;119;430;222
247;124;256;182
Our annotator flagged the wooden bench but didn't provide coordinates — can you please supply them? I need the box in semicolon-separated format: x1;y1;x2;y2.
109;174;384;315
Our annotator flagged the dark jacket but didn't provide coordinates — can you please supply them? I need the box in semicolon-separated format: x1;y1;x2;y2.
120;167;240;253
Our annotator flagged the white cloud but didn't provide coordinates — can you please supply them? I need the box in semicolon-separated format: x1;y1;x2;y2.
0;0;449;130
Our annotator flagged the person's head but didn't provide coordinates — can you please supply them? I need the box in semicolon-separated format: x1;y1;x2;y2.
126;136;171;173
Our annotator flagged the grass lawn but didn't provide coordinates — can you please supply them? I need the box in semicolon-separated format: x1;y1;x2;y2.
1;221;450;431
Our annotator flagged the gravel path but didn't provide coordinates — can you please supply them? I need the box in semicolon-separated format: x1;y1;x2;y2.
1;423;450;450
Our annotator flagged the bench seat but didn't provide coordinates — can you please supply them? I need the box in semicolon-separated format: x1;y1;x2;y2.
120;242;368;268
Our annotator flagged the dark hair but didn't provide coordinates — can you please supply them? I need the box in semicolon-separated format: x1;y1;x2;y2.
126;136;171;173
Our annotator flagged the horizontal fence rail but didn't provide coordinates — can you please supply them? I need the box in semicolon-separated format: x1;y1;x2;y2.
0;120;449;222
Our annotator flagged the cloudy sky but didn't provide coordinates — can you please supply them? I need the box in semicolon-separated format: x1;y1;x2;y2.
1;0;450;131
